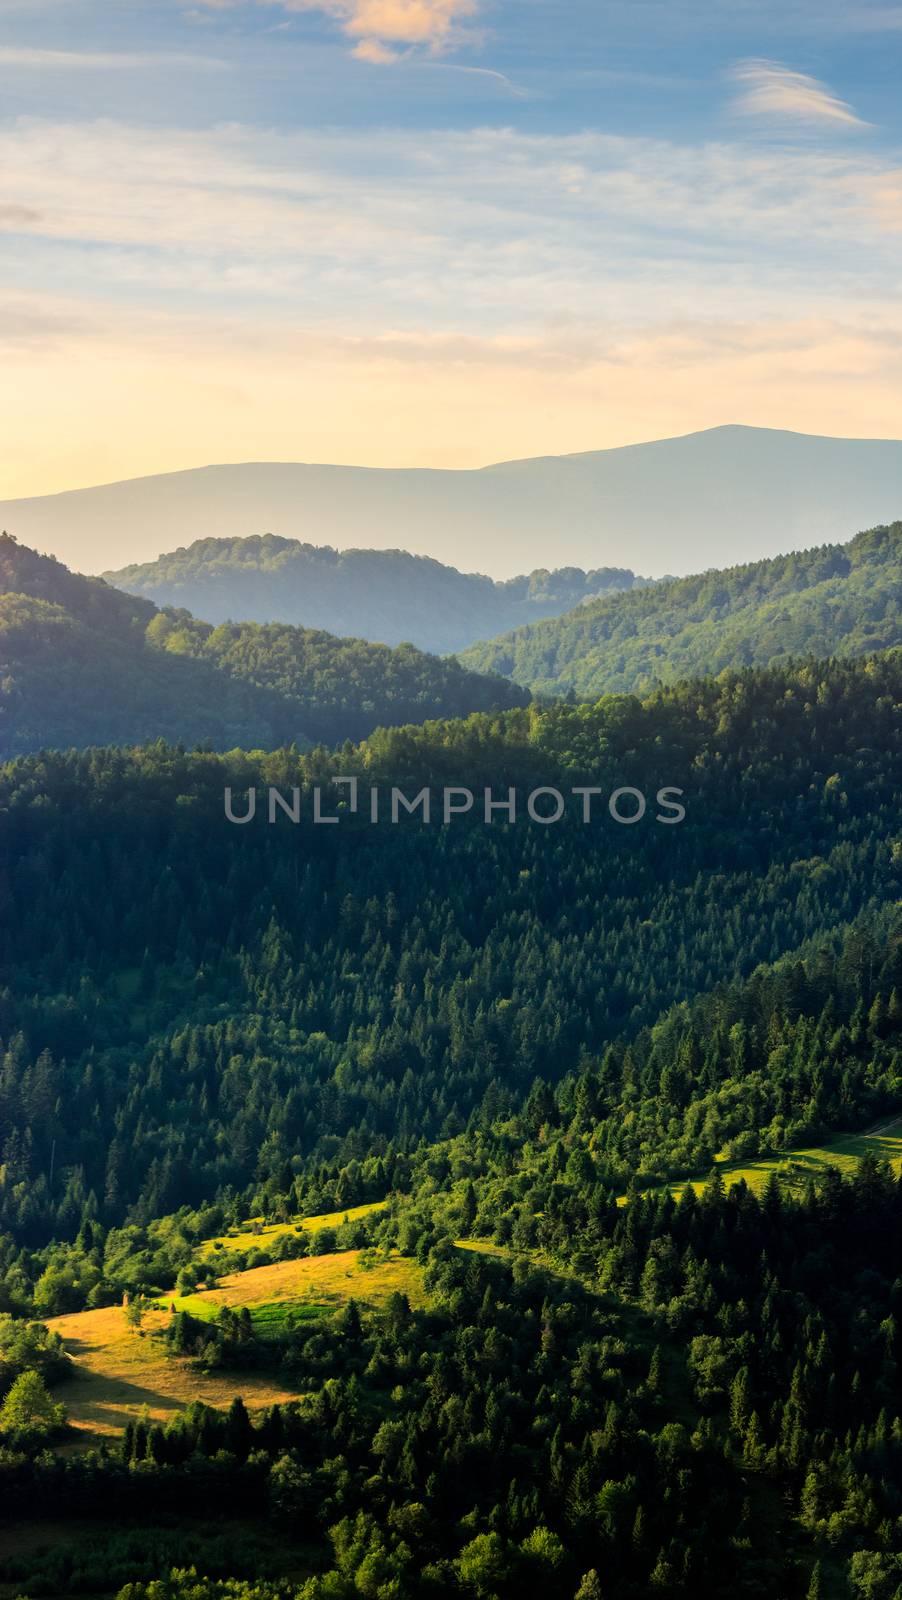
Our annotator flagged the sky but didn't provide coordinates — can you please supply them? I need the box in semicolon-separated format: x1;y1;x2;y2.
1;0;902;497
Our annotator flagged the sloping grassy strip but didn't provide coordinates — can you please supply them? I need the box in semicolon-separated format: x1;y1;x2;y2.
158;1249;422;1322
157;1295;332;1331
197;1201;387;1262
47;1250;423;1439
711;1120;902;1194
616;1117;902;1206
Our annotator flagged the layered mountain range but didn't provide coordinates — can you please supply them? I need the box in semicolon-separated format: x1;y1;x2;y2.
0;534;527;758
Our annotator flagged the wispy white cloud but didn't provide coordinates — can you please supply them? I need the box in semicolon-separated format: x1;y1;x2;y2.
0;45;226;70
730;59;868;128
423;62;528;97
2;118;901;337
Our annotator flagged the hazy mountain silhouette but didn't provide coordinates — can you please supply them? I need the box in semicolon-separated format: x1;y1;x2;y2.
3;426;902;578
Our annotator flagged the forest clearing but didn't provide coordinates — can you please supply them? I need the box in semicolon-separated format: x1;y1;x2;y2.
46;1249;423;1437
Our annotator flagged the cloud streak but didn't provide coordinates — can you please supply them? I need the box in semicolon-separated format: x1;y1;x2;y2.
423;62;529;97
0;45;226;69
0;204;42;225
730;59;868;128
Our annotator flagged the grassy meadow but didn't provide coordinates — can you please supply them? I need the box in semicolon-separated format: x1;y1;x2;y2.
46;1244;421;1439
196;1201;387;1263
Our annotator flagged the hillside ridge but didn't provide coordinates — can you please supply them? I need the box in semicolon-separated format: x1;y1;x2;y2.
461;520;902;695
104;534;643;654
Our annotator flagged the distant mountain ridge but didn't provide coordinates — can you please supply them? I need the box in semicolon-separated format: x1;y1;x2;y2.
104;535;644;654
460;522;902;697
5;425;902;577
0;535;527;758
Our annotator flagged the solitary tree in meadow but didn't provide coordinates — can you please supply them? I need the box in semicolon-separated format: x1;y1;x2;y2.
0;1370;66;1435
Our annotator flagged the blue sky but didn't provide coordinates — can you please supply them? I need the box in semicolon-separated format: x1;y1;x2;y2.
4;1;902;139
2;0;901;494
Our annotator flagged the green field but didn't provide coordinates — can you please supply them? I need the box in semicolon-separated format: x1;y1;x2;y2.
618;1116;902;1205
715;1118;902;1193
156;1244;419;1327
197;1200;387;1262
156;1293;331;1331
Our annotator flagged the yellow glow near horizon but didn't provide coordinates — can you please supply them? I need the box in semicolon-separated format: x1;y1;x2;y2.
4;314;902;502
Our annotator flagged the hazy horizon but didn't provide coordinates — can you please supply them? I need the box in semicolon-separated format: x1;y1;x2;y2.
11;421;902;499
5;424;902;581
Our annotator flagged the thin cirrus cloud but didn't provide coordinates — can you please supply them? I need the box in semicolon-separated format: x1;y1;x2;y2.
423;62;529;98
730;60;868;128
4;117;901;328
0;45;226;70
3;112;902;489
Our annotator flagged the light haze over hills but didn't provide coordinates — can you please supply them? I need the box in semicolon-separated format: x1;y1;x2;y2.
105;538;643;655
5;426;902;580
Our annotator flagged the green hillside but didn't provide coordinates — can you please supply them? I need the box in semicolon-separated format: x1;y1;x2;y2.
44;1242;420;1438
0;647;897;1244
106;534;644;654
609;1120;902;1207
1;642;900;1600
0;533;155;633
141;608;529;745
3;885;901;1600
0;534;527;757
461;522;902;696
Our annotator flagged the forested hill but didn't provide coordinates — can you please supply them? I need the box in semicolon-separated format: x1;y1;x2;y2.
461;521;902;697
0;534;527;757
0;648;898;1241
104;535;643;654
1;648;900;1600
1;529;155;633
